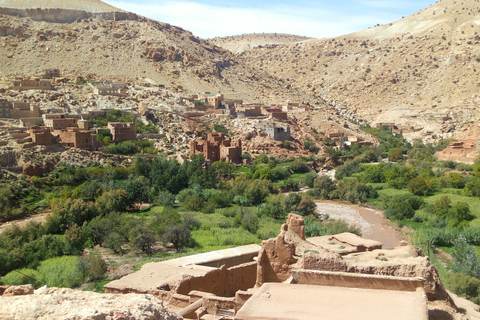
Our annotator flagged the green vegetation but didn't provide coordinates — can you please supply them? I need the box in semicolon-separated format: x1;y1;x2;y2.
2;122;477;303
0;152;359;292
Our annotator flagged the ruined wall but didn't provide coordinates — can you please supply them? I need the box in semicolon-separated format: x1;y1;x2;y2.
176;262;257;297
292;269;424;292
301;252;452;303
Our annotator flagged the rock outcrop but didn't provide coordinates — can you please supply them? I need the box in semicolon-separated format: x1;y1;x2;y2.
0;286;180;320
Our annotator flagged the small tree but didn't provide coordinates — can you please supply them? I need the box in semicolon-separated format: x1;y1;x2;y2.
162;224;191;251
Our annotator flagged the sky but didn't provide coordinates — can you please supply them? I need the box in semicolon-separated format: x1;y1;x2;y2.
102;0;435;39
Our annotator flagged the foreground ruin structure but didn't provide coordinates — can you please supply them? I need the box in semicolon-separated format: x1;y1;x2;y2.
104;213;463;319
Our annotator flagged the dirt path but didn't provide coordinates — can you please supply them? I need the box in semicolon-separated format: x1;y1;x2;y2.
316;201;402;249
0;212;50;233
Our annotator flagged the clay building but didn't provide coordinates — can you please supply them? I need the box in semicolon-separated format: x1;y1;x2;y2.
89;82;128;96
107;122;136;141
190;132;242;163
235;104;262;117
20;117;43;128
10;101;41;118
12;78;52;91
197;93;224;109
58;127;97;150
44;69;61;79
44;115;79;130
266;127;291;141
0;99;11;118
261;106;288;120
85;110;107;119
29;126;53;145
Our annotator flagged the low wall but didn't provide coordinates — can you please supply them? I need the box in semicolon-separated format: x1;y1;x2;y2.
292;269;424;292
176;262;257;297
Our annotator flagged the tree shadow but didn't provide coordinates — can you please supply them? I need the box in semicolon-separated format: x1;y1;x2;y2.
428;309;453;320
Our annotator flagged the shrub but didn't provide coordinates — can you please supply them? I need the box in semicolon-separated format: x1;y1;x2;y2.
129;225;157;255
408;176;434;196
271;166;291;182
462;226;480;245
152;191;176;207
414;227;458;247
38;256;83;288
77;255;107;282
290;159;310;173
2;268;43;288
162;224;192;250
241;211;260;234
446;273;480;301
313;175;336;199
304;171;319;188
451;235;480;278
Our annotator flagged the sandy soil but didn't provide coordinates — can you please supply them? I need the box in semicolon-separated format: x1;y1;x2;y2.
316;201;402;249
0;212;49;233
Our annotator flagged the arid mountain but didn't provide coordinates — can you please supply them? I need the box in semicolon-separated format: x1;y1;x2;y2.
0;0;320;106
241;0;480;141
209;33;311;54
3;0;480;141
0;0;123;12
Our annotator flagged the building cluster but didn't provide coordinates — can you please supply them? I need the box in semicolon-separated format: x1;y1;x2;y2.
190;132;242;164
183;92;308;120
1;102;136;150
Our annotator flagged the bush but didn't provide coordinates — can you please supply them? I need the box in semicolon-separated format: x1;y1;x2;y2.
313;175;336;199
304;171;319;188
38;256;84;288
407;176;433;196
290;159;310;173
152;191;176;207
271;166;291;182
462;226;480;245
77;255;107;282
446;273;480;301
2;268;43;288
304;216;361;237
451;235;480;278
162;224;192;250
414;227;458;247
240;211;260;234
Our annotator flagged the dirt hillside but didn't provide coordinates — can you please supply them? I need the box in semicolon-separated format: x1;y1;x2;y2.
241;0;480;142
210;33;311;53
0;0;123;12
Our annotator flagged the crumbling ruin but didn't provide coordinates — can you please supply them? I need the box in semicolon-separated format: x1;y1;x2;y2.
103;213;462;319
190;132;242;164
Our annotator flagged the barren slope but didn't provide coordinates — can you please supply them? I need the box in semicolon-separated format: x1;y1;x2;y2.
0;0;123;12
0;13;320;105
243;0;480;141
210;33;311;53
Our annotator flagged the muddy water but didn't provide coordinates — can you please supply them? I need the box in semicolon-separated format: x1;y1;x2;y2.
316;201;402;249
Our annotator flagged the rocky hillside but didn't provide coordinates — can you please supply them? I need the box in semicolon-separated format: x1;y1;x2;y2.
209;33;311;53
241;0;480;142
0;0;323;107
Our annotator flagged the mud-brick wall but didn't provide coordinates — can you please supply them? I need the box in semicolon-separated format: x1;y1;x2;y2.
176;262;257;297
